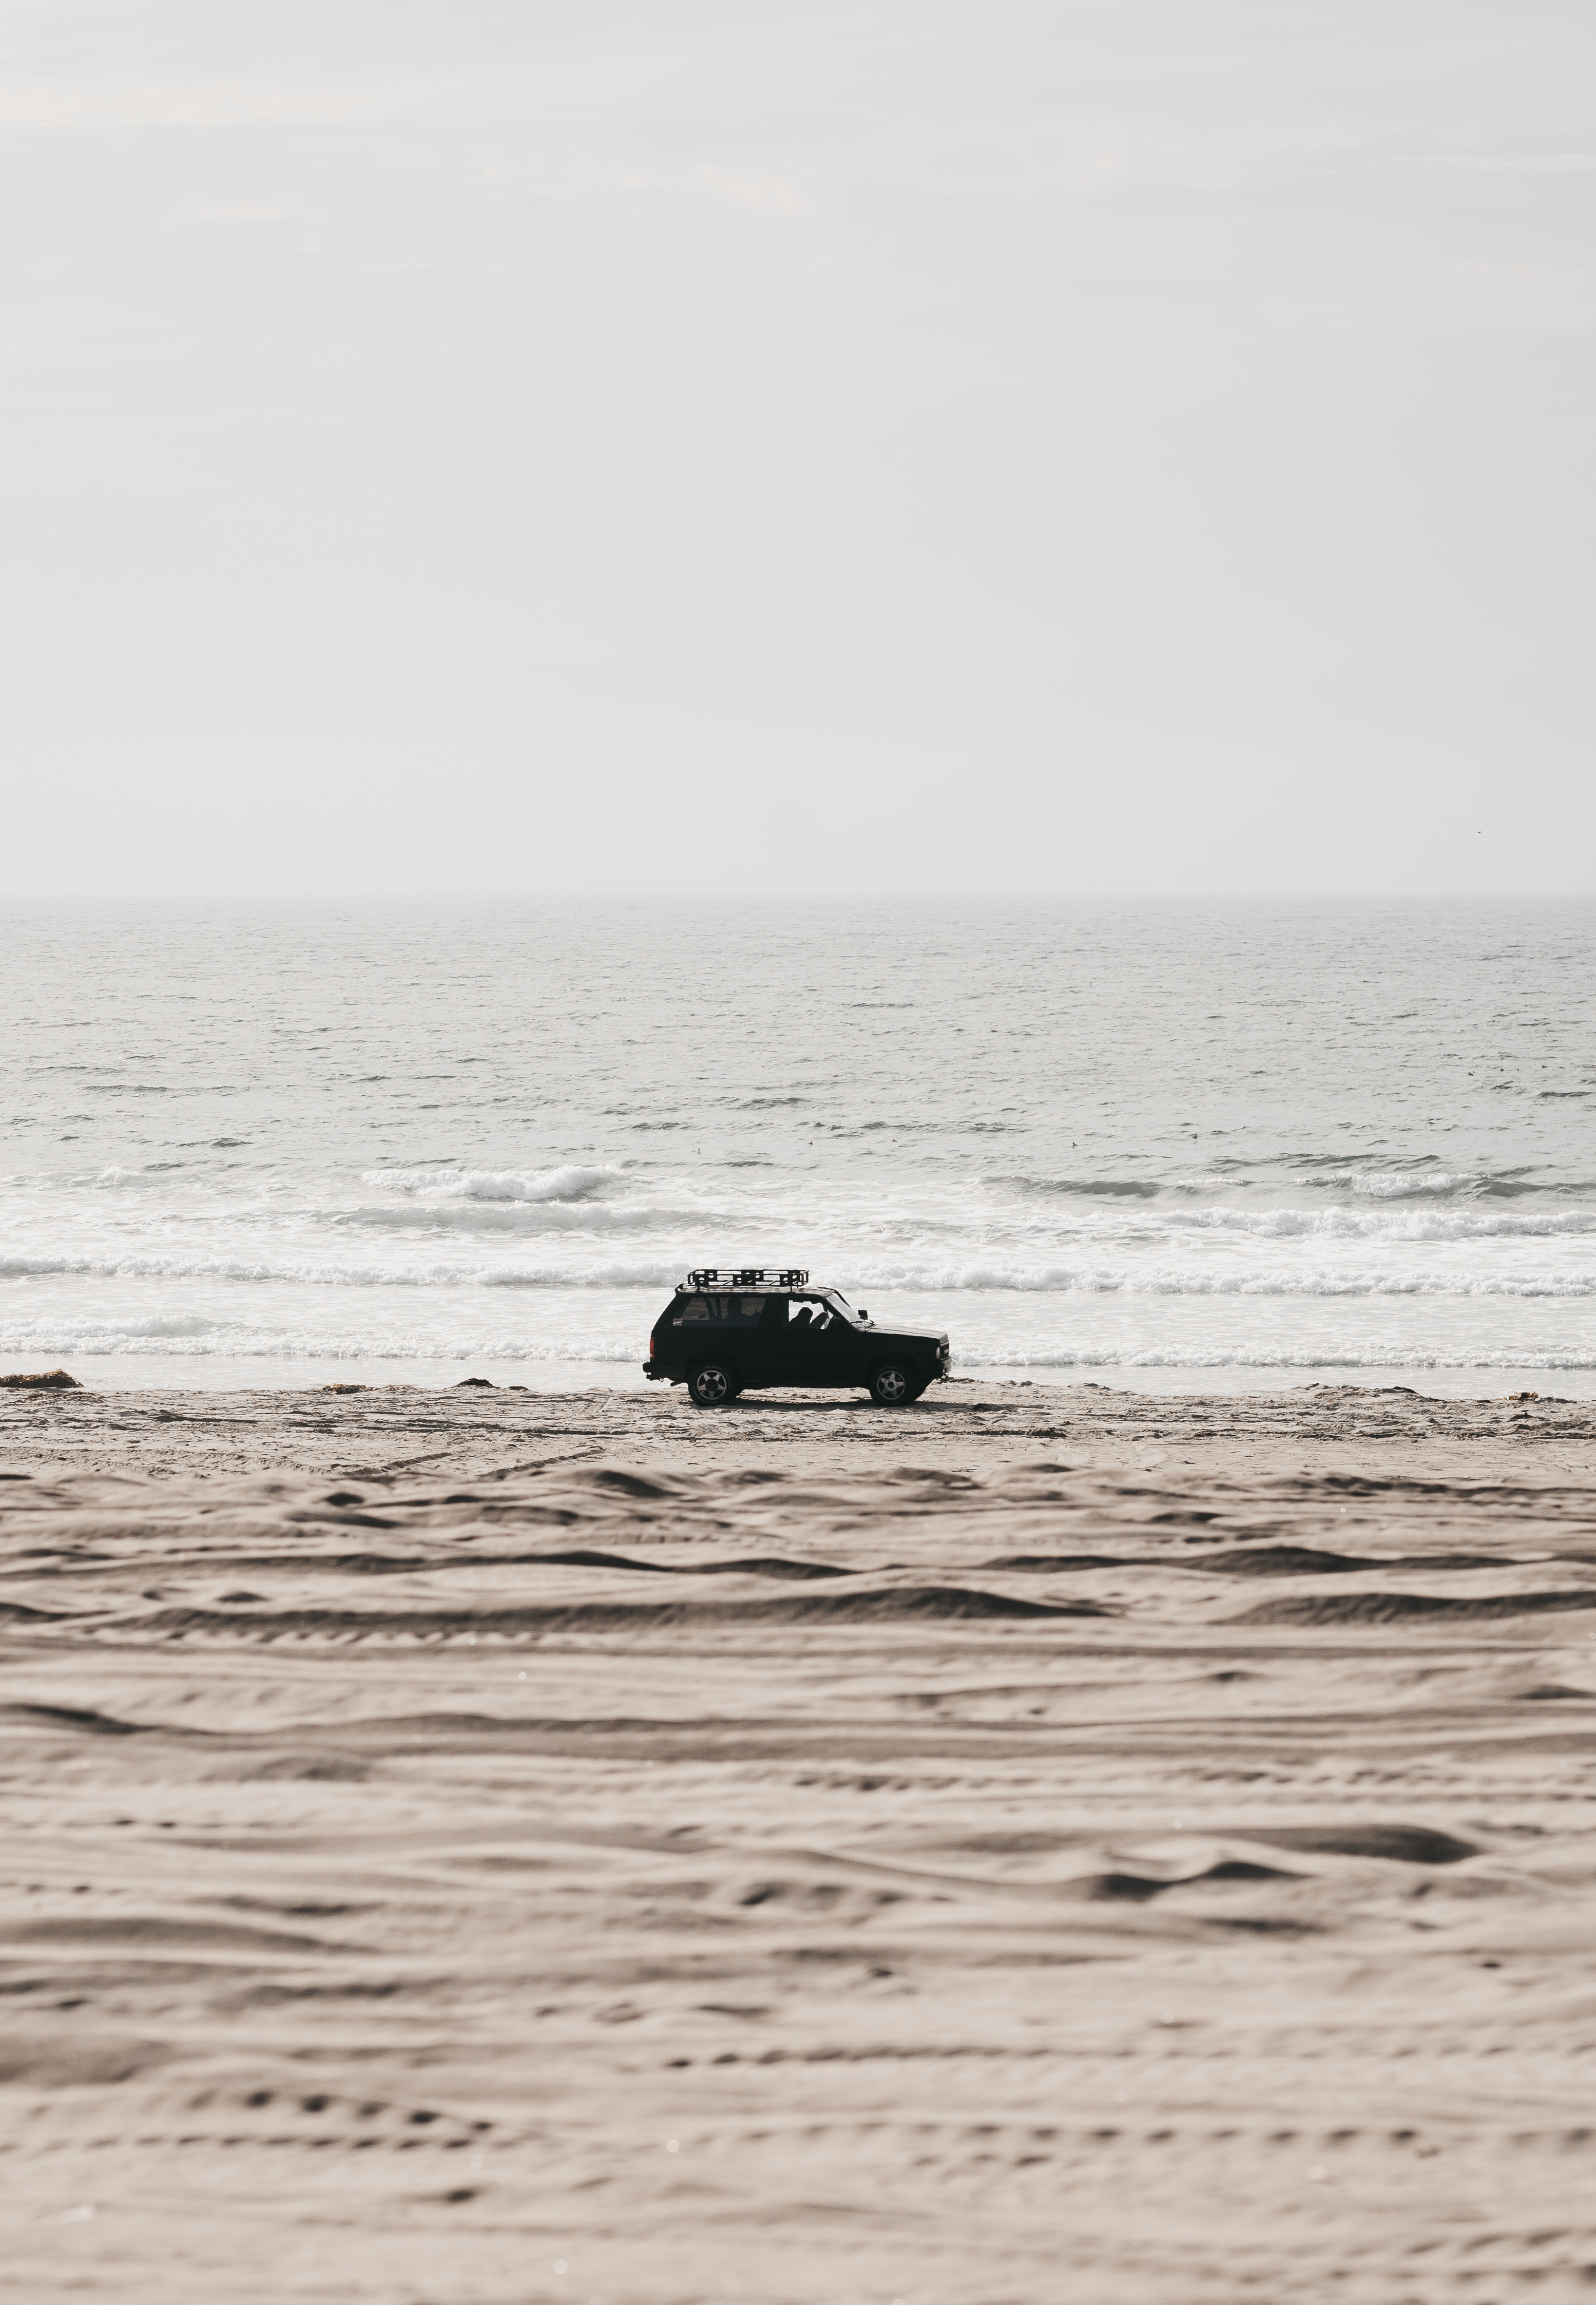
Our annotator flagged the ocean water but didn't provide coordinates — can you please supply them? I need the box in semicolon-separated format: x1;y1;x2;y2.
3;898;1593;1395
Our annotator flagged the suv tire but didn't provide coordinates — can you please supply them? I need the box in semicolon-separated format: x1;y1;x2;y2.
869;1360;916;1406
688;1362;736;1408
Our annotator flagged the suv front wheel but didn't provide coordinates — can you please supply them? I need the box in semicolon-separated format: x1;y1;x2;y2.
688;1362;736;1408
869;1360;917;1406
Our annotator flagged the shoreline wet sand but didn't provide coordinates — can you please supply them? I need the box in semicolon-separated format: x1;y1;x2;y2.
5;1372;1595;1481
6;1382;1596;2300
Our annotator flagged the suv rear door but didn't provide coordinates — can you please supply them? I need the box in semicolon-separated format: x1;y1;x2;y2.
680;1291;771;1382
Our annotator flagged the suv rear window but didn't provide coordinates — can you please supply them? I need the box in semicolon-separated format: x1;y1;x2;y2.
678;1294;765;1322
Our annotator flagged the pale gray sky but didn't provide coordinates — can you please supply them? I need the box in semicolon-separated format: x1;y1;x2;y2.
4;1;1592;893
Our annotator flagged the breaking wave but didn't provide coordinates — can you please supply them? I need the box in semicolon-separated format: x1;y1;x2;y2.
1294;1168;1536;1200
991;1175;1161;1200
339;1199;695;1236
365;1164;629;1204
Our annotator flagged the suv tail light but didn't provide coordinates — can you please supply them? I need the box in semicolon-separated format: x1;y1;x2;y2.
647;1334;656;1361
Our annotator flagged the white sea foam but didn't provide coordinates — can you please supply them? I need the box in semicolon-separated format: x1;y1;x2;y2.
1156;1205;1594;1240
979;1191;1595;1243
4;1247;1593;1297
334;1194;1596;1246
970;1346;1596;1370
0;1322;642;1360
0;1251;689;1288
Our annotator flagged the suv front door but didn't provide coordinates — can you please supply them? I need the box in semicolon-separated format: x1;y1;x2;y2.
773;1295;863;1390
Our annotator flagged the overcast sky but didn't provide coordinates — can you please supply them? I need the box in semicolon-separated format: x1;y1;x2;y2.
4;1;1592;894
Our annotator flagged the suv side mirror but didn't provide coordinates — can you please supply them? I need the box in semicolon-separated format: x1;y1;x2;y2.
858;1309;869;1321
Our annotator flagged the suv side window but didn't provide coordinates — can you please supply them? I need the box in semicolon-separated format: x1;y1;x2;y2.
678;1296;712;1321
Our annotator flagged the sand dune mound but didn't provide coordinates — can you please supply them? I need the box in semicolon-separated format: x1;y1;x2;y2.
1240;1823;1479;1865
1240;1587;1596;1626
1195;1542;1388;1575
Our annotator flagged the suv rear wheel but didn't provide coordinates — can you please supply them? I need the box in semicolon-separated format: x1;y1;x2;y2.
688;1362;736;1408
869;1360;916;1406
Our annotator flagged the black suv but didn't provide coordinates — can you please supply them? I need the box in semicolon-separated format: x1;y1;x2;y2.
644;1268;951;1408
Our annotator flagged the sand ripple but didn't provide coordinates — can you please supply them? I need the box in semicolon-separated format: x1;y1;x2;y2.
4;1392;1596;2297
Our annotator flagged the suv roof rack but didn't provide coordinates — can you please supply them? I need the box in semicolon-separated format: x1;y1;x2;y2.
684;1268;808;1290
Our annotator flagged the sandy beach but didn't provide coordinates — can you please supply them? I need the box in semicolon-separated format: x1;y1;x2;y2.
6;1378;1596;2301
